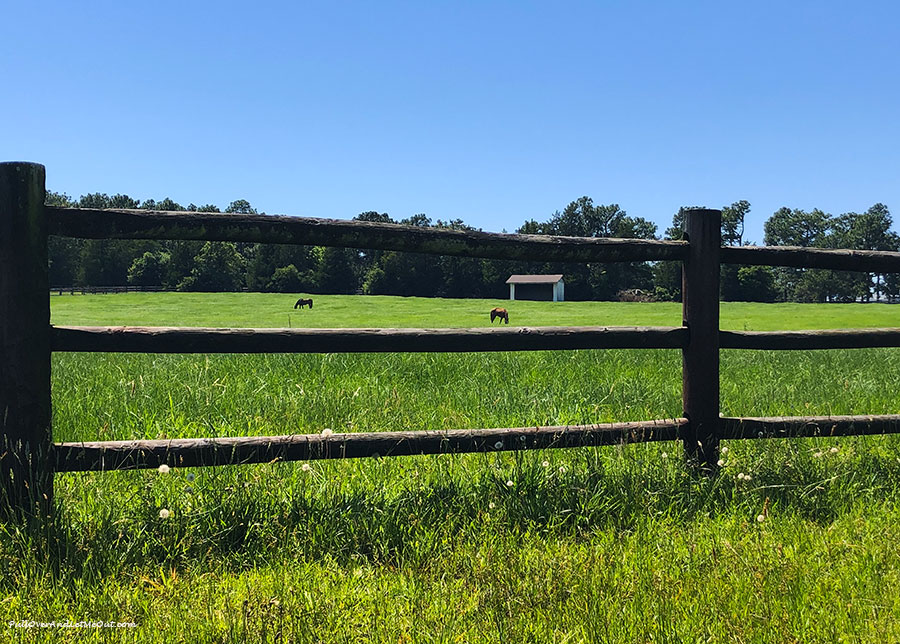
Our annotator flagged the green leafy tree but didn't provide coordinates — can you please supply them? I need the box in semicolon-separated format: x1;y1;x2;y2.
267;264;304;293
127;251;170;287
764;207;832;301
734;266;777;302
177;242;246;291
831;204;899;301
225;199;258;214
316;247;358;294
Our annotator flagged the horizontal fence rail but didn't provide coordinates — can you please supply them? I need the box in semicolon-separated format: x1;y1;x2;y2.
721;245;900;273
47;209;900;272
720;328;900;350
52;325;900;354
47;207;688;264
722;415;900;439
52;419;687;472
52;414;900;472
51;325;689;353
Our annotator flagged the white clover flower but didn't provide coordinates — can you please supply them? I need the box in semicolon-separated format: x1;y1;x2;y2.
661;452;668;459
158;464;170;475
505;480;514;487
301;463;311;472
488;502;496;509
159;508;171;519
542;460;550;468
744;474;752;482
737;473;746;481
494;441;504;450
830;446;839;454
717;459;725;467
721;446;729;455
813;451;823;458
321;428;334;437
186;472;195;482
757;514;765;523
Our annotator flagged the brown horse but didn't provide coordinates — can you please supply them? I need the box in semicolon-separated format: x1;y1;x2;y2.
490;307;509;324
294;298;313;309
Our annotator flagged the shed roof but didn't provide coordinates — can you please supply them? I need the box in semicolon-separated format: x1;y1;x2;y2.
505;274;564;284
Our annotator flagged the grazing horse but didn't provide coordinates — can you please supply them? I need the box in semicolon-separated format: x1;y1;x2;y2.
294;298;314;309
490;307;509;324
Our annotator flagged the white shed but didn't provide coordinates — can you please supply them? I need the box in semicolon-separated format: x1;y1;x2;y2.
505;274;565;302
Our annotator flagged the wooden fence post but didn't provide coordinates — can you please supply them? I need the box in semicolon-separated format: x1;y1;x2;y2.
0;162;52;518
681;207;721;470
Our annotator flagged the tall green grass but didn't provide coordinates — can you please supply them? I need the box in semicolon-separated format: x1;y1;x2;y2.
1;295;897;642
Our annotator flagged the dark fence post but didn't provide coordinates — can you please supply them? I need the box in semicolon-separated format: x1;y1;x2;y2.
681;207;721;470
0;162;52;518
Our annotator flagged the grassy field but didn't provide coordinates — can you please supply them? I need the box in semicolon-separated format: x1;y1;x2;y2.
2;294;899;642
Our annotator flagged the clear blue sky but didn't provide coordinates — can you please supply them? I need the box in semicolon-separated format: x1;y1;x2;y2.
3;1;898;244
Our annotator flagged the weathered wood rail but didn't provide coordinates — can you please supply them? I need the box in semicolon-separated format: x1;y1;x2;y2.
3;161;900;517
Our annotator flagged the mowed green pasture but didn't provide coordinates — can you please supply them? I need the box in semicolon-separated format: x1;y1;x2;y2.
49;290;900;329
2;294;898;642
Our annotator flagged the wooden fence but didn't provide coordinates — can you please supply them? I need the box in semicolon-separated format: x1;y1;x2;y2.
3;161;900;518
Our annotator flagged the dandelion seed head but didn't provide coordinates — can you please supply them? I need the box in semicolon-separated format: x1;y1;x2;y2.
157;464;170;475
321;428;334;437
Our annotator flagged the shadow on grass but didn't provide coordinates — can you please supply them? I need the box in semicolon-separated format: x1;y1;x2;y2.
3;435;900;582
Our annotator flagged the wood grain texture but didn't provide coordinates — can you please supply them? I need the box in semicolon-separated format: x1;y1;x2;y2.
721;245;900;273
52;418;688;471
46;207;688;263
722;415;900;439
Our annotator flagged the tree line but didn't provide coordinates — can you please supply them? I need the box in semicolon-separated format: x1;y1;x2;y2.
45;191;899;302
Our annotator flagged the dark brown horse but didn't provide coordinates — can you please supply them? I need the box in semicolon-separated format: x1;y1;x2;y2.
490;307;509;324
294;298;313;309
